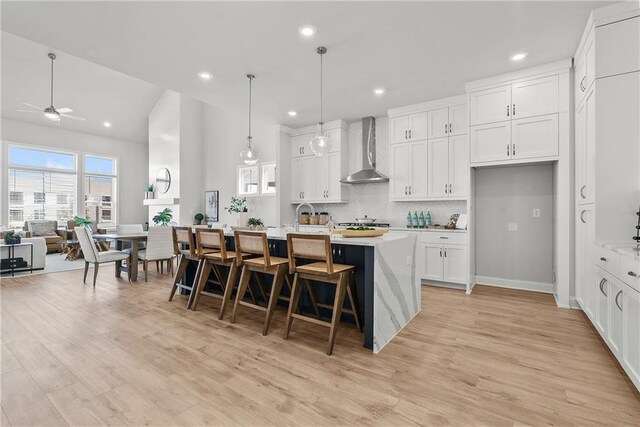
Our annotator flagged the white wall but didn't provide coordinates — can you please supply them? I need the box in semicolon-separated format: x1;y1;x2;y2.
307;117;467;226
1;118;148;226
202;103;278;226
475;164;554;287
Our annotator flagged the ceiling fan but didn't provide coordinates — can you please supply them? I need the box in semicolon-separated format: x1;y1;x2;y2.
17;52;86;123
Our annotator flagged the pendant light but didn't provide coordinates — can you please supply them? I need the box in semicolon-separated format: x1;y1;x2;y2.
309;46;331;157
240;74;260;165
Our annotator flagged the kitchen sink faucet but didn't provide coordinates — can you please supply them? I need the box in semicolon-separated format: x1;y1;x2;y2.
294;202;316;232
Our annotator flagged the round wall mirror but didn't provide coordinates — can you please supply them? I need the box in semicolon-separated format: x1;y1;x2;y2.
155;168;171;194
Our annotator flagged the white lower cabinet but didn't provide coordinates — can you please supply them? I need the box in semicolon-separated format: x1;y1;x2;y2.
595;268;609;335
622;286;640;387
608;277;624;355
419;233;468;286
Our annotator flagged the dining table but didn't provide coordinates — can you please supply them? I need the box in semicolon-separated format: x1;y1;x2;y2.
98;232;148;282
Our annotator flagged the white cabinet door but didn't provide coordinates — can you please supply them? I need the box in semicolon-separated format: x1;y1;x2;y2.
608;278;624;356
409;140;428;198
390;116;409;144
583;87;596;204
575;206;594;310
511;75;559;119
622;287;640;389
469;85;511;126
301;156;317;201
449;104;468;136
470;121;511;163
596;270;609;335
575;98;587;205
390;143;410;199
511;114;559;160
427;137;448;198
421;244;443;281
596;16;640;79
316;155;329;201
427;108;449;139
291;135;305;158
408;112;428;141
290;157;303;202
448;135;468;198
443;245;468;285
326;151;343;202
584;33;596;92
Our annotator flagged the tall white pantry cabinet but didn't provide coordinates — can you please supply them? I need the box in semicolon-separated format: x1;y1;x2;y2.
574;2;640;392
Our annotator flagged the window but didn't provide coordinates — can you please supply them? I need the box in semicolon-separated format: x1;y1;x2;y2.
7;147;77;228
84;155;117;226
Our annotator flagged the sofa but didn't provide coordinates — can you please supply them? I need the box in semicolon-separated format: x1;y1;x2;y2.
0;237;47;270
24;220;64;253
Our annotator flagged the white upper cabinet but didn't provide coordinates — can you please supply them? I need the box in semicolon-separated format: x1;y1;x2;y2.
390;112;428;143
390;143;410;199
448;135;469;198
427;108;449;139
427;137;448;197
596;15;640;79
469;85;511;126
408;141;428;198
576;86;596;205
511;114;559;160
448;104;468;136
470;121;511;163
427;135;468;198
389;140;428;200
289;122;348;204
390;116;410;144
511;75;559;119
575;29;595;105
408;113;428;141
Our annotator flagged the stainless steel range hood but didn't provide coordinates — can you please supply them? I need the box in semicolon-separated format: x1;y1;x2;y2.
341;116;389;184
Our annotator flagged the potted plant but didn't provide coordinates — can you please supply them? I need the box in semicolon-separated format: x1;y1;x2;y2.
194;213;204;225
247;217;265;231
152;208;173;226
3;230;20;245
145;183;155;199
72;216;93;229
225;196;248;226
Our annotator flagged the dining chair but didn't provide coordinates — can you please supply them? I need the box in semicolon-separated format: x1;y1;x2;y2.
138;226;175;282
116;224;146;253
75;226;131;287
169;226;200;306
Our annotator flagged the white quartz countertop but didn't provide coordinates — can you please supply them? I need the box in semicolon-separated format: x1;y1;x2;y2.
223;227;414;247
387;227;467;233
595;241;640;261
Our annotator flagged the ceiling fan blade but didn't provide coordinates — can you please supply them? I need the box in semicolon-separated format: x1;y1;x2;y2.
60;114;86;121
16;109;43;114
22;102;45;110
57;107;73;113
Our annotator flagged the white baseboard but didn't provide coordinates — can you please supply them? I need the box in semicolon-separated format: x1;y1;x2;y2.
474;276;554;294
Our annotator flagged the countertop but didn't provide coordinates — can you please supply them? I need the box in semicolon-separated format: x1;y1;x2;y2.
595;241;640;261
224;227;415;247
295;224;467;234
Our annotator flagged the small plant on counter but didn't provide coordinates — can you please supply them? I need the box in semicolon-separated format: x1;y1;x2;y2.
72;216;93;228
145;183;155;192
247;217;265;230
225;196;247;214
152;208;173;226
194;212;204;225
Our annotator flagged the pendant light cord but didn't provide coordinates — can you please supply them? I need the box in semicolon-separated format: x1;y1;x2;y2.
50;55;54;107
248;75;252;147
320;51;323;125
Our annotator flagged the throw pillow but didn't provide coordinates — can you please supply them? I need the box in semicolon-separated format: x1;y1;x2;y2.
29;221;56;236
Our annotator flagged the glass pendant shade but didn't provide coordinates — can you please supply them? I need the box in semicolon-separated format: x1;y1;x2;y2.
240;137;259;165
309;124;331;156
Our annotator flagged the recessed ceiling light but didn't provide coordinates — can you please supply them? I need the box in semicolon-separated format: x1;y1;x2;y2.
298;25;316;38
510;52;528;62
198;71;213;80
288;111;297;117
103;122;111;128
373;88;385;95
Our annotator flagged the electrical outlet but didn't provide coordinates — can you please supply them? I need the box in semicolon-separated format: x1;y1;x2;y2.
533;208;540;218
508;223;518;232
405;256;412;266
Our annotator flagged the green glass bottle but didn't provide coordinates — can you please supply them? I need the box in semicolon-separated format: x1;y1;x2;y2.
413;211;419;228
406;211;412;228
426;211;432;226
419;211;426;228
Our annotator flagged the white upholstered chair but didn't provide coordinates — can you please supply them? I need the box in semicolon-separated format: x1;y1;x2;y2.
116;224;144;234
75;226;131;286
138;226;175;281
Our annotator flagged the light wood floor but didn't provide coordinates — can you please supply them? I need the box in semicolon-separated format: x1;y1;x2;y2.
1;268;638;426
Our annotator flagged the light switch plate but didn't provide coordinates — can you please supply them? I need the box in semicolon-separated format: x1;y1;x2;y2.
508;223;518;232
533;208;541;218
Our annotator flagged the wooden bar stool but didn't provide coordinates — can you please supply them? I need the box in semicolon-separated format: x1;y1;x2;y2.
284;233;361;356
231;231;290;335
190;228;246;319
169;226;201;306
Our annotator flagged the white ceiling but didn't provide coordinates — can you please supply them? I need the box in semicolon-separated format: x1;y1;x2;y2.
1;32;163;144
2;1;609;129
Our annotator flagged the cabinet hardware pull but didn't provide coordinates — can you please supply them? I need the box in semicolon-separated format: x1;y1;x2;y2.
440;236;449;239
580;185;587;199
449;123;452;133
600;257;607;262
599;278;607;297
408;185;412;194
512;143;516;156
404;186;407;195
449;184;452;194
507;144;510;156
445;123;448;134
581;76;587;92
409;130;412;139
405;130;408;139
580;210;586;223
615;290;623;311
444;184;448;194
512;104;515;116
440;250;442;257
507;105;510;117
629;271;638;277
444;250;447;257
